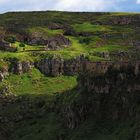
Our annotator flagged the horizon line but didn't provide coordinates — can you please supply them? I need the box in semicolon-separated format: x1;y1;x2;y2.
1;10;140;14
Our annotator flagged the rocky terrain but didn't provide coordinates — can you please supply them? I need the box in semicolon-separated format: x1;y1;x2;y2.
0;11;139;140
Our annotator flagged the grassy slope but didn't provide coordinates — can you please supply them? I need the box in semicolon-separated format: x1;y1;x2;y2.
0;11;137;61
12;113;65;140
9;89;139;140
72;22;111;32
27;27;63;37
0;11;139;140
0;34;132;61
1;68;77;96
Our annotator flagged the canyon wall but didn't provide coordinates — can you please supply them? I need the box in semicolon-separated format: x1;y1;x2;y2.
0;56;140;77
58;61;140;139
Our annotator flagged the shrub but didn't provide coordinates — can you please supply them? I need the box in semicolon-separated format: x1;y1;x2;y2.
19;43;25;47
5;36;16;43
79;37;91;45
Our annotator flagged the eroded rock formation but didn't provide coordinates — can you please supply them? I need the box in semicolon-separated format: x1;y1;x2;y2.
10;61;34;75
26;34;71;50
36;55;85;76
0;41;17;52
59;61;140;130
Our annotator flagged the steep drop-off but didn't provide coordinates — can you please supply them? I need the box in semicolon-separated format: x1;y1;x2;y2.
0;61;139;140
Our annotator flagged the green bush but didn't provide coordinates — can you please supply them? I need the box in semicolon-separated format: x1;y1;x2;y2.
5;36;16;43
79;37;91;45
19;43;25;47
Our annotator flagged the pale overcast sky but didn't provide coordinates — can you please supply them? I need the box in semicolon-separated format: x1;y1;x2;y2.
0;0;140;13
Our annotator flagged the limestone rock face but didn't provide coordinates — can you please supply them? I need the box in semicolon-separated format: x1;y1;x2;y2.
0;66;9;82
36;57;64;76
10;61;34;75
47;34;71;50
26;34;71;50
58;61;140;129
78;61;140;119
36;55;85;76
63;57;84;75
36;56;140;77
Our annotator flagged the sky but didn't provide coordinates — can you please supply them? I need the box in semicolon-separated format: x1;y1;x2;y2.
0;0;140;13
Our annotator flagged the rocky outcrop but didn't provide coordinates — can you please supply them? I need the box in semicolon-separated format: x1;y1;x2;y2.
46;34;71;50
0;41;17;52
36;55;140;77
27;34;71;50
79;61;140;91
93;52;110;59
35;57;64;76
78;61;140;118
36;55;85;76
101;15;140;26
10;61;34;75
0;65;9;82
83;61;140;75
0;71;8;82
59;61;140;129
0;60;139;139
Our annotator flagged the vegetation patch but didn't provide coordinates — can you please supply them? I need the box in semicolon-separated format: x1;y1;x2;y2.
2;68;77;95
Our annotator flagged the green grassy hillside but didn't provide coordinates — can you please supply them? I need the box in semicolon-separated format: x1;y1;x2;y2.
0;11;139;140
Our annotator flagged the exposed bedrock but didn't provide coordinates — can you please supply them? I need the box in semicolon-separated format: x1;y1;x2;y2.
1;56;140;79
10;60;34;75
22;34;71;50
1;55;140;82
35;55;86;76
59;62;140;130
36;56;140;76
0;40;17;52
101;15;140;26
0;68;9;82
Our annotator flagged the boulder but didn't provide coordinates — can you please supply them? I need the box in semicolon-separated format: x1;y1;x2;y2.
0;41;17;52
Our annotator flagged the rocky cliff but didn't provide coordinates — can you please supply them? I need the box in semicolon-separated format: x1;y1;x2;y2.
36;55;85;76
1;56;140;78
36;56;140;76
55;61;140;140
0;60;139;140
22;34;71;50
